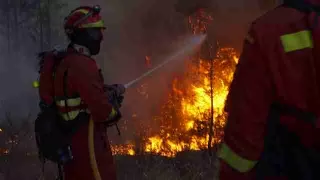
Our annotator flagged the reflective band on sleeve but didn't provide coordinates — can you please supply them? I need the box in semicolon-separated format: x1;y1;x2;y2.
56;97;82;107
217;143;258;173
280;30;313;52
80;20;105;28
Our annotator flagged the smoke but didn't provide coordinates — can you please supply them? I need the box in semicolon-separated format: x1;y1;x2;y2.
0;1;80;121
0;42;39;120
75;0;266;142
0;0;265;131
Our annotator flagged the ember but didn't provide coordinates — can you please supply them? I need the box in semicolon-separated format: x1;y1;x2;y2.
0;148;9;155
145;56;152;68
111;47;238;157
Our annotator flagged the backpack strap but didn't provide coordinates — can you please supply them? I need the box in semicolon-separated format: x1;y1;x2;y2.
272;102;317;125
62;68;72;121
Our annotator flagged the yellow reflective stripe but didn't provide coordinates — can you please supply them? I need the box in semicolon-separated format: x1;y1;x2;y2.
60;109;88;121
71;9;89;15
56;97;82;107
80;20;105;28
280;30;313;52
60;110;80;121
88;118;102;180
217;143;257;173
108;108;117;119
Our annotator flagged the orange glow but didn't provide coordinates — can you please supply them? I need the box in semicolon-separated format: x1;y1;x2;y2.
112;48;238;157
111;9;238;157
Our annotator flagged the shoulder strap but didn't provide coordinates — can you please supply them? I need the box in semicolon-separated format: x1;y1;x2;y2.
63;69;70;118
272;102;317;126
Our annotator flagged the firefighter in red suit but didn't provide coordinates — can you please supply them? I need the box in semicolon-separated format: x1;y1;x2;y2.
217;0;320;179
38;5;118;180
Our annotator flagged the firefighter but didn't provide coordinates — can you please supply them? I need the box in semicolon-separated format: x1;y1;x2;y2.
38;5;118;180
217;0;320;179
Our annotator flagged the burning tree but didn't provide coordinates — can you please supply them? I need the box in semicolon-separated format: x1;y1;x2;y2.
135;47;238;157
112;7;239;157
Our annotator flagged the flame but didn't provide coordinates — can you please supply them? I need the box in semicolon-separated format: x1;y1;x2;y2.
112;144;135;156
188;9;213;34
111;9;238;157
112;47;238;157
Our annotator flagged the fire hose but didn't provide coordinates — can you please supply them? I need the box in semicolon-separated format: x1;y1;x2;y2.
33;35;206;136
105;35;206;135
104;56;186;134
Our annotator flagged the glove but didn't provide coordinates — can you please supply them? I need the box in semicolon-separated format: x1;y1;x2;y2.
103;84;125;127
104;84;126;108
105;107;122;127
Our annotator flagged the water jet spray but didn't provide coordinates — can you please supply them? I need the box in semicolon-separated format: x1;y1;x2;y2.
124;34;206;89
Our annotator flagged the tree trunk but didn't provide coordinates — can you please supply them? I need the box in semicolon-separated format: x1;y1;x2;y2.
6;0;11;58
13;0;19;56
46;0;51;49
38;0;43;52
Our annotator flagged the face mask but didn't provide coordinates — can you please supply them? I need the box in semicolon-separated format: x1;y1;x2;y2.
85;28;103;55
72;28;103;55
87;39;101;55
86;28;103;41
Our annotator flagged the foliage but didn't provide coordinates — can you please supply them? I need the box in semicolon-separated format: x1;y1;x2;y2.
0;0;79;57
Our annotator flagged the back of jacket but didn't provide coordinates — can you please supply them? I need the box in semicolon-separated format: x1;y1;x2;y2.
53;48;117;180
219;2;320;180
53;49;112;123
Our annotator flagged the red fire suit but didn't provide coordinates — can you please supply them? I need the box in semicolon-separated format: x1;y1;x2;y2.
218;1;320;179
39;47;117;180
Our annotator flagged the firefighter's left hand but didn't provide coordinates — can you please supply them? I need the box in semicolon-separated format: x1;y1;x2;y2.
104;84;126;108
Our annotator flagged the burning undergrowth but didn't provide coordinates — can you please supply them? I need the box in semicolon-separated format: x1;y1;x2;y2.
111;8;239;158
112;47;239;157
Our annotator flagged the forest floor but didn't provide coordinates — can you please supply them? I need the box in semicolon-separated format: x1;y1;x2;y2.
0;150;219;180
0;119;220;180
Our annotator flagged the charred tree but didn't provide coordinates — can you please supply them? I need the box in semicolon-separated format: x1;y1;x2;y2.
0;0;68;56
38;0;44;51
46;0;51;49
6;0;11;58
0;0;13;58
175;2;217;155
